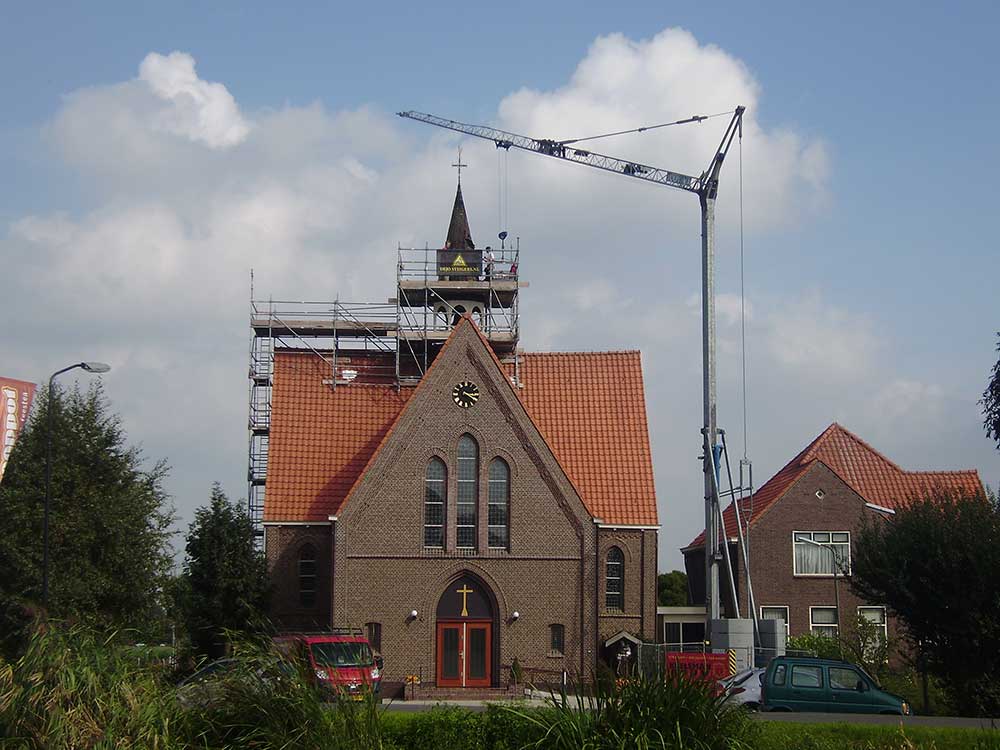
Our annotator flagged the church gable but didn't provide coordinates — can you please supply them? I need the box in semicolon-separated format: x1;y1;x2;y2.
338;318;592;555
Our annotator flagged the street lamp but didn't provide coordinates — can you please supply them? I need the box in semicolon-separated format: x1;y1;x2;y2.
800;537;843;635
43;361;111;607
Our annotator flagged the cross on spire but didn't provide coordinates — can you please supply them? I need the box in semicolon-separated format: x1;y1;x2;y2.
452;147;467;185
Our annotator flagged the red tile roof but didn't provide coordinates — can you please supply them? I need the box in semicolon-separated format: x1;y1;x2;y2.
517;351;658;526
686;423;983;549
264;354;412;522
264;323;658;526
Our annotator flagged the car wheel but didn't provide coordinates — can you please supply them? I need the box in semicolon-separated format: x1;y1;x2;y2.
744;702;760;712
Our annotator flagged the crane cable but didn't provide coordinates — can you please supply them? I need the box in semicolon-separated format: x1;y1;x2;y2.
556;110;736;146
738;118;753;551
496;147;510;241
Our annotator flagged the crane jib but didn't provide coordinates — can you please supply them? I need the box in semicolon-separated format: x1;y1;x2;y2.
397;110;703;193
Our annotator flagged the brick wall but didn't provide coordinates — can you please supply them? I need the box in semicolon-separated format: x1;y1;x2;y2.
265;323;658;685
265;524;332;629
735;462;897;644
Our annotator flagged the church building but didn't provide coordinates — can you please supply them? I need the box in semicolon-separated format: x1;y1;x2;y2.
253;182;660;690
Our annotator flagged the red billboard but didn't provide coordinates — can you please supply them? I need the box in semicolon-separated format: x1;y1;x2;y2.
1;378;37;483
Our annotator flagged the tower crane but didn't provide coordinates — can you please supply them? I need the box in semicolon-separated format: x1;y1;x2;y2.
398;107;752;642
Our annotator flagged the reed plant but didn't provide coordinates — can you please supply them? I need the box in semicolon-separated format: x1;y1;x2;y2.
503;669;758;750
0;619;390;749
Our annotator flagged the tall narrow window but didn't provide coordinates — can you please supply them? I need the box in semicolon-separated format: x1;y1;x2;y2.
365;622;382;653
606;546;624;611
298;545;317;607
549;624;565;655
456;434;479;549
424;457;446;548
488;458;510;549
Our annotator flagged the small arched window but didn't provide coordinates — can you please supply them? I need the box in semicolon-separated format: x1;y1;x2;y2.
424;457;446;548
605;547;624;611
456;434;479;549
488;458;510;549
298;544;317;607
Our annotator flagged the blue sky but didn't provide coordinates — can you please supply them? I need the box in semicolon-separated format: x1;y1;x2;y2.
2;1;998;569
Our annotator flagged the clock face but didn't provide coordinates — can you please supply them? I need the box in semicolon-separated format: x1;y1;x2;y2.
452;381;480;408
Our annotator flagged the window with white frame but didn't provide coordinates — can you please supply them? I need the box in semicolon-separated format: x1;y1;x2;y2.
858;606;887;641
605;547;624;611
760;606;790;636
793;531;851;575
810;606;839;638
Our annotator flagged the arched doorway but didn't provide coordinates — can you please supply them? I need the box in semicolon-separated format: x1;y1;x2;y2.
435;572;496;688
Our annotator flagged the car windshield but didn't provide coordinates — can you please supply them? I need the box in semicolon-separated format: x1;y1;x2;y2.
310;641;373;668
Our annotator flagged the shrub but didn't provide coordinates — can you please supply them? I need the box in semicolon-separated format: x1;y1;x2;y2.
503;671;758;750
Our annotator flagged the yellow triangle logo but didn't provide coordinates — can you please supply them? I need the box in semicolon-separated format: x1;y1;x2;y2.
453;254;467;267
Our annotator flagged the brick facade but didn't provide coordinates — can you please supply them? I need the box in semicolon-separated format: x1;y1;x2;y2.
683;423;981;654
265;322;658;686
735;462;896;641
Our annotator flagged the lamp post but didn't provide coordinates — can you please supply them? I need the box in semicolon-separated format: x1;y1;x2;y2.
801;537;842;634
43;361;111;608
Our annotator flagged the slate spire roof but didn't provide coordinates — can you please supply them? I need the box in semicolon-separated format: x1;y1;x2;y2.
445;183;475;250
685;422;983;549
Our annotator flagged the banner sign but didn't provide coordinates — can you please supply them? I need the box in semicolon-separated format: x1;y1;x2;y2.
436;248;482;277
1;378;37;483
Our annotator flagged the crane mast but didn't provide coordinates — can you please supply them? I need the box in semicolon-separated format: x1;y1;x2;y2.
398;106;747;638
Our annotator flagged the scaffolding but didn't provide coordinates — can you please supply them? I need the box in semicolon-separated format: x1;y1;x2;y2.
248;245;522;541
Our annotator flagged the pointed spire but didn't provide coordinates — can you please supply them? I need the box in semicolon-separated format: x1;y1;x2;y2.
445;183;476;250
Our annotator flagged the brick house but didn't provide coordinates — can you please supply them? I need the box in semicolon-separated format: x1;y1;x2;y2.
258;185;659;690
682;423;982;646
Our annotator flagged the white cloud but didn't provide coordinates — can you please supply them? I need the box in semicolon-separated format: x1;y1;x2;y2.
497;28;829;233
138;51;250;149
764;291;879;382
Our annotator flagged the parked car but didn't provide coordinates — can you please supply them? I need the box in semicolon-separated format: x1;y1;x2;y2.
762;656;910;715
718;667;766;710
176;656;299;707
274;629;382;700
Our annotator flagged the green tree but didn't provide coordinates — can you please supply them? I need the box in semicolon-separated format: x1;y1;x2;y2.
983;331;1000;451
179;484;269;657
0;382;175;656
850;486;1000;716
657;570;689;606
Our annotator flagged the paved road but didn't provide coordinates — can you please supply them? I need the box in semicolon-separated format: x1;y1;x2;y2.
384;700;1000;729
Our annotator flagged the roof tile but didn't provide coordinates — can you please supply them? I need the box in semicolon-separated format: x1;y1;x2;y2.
264;329;658;526
686;423;982;548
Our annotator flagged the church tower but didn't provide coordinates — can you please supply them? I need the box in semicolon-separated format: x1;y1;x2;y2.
395;180;520;382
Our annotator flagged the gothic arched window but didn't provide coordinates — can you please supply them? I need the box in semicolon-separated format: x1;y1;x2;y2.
298;544;317;607
456;434;479;549
424;457;446;548
488;458;510;549
605;547;624;611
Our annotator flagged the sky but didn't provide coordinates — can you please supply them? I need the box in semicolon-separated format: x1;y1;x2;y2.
2;1;998;571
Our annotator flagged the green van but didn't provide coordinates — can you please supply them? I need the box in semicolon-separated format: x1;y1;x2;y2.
762;656;910;715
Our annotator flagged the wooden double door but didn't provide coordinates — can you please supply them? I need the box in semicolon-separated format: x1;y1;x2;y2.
436;621;492;688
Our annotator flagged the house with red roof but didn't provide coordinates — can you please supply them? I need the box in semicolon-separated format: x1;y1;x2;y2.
257;182;659;692
682;423;982;646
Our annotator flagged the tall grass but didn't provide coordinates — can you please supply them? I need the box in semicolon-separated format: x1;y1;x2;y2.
504;670;759;750
0;620;388;749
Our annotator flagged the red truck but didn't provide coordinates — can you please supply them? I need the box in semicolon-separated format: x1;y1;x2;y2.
274;628;383;700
